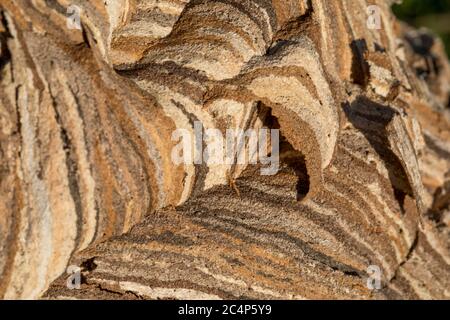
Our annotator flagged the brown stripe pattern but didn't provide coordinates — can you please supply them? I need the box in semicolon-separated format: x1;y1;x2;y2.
0;0;449;299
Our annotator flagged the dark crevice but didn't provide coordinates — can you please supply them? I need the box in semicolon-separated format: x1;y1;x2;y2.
93;284;125;297
329;266;362;278
404;231;420;264
85;276;145;299
0;11;12;73
79;257;98;286
80;257;98;272
350;39;370;87
404;31;440;79
282;142;310;201
394;188;407;215
388;230;419;285
124;290;145;300
79;22;91;49
257;103;310;201
374;42;386;53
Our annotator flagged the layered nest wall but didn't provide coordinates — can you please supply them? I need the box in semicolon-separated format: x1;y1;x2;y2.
0;0;449;299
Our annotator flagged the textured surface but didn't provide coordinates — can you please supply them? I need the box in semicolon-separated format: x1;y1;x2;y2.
0;0;449;299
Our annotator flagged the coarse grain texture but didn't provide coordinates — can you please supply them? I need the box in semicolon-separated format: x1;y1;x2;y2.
0;0;449;299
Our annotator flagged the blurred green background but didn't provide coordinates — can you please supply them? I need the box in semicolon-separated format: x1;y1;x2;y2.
392;0;450;56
